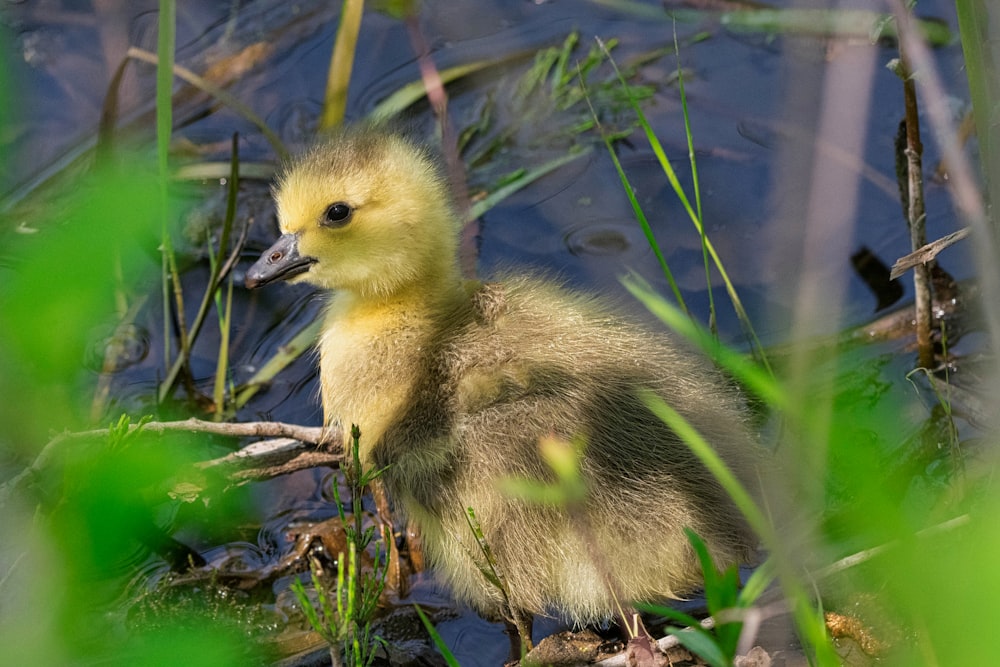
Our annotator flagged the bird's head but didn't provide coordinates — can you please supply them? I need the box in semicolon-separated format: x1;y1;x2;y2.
246;127;462;299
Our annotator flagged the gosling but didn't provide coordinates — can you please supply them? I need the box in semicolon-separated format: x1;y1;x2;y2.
246;125;758;647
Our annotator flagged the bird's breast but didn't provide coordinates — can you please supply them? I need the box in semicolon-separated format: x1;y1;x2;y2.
317;303;435;463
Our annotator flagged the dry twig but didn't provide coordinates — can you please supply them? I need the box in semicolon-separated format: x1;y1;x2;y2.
889;227;970;279
0;418;340;508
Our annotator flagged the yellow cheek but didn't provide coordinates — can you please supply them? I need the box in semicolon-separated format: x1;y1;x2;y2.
297;231;333;258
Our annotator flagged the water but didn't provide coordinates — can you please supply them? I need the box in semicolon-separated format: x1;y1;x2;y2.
0;0;976;664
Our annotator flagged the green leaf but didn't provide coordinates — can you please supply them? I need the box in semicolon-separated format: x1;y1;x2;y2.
414;605;461;667
635;602;702;630
739;557;775;605
665;627;731;667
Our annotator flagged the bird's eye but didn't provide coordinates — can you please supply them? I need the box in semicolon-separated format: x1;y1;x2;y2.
322;202;353;227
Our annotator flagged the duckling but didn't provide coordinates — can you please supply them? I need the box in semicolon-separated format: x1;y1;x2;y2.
246;125;758;648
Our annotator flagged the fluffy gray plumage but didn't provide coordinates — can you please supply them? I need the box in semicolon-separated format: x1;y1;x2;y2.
248;125;758;636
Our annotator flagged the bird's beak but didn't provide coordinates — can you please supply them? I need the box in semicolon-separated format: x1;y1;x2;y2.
245;233;317;289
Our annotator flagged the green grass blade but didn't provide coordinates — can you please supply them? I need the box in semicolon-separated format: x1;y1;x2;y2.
665;627;731;667
589;0;670;21
234;318;323;408
597;37;772;373
581;76;689;315
212;273;234;420
212;135;240;419
414;605;461;667
596;38;699;237
641;391;771;546
463;507;506;592
623;274;784;408
719;8;952;45
551;32;578;95
684;529;728;609
637;604;732;667
604;131;688;315
159;139;251;404
468;149;591;221
156;0;174;202
321;0;364;130
635;602;703;630
128;47;289;162
672;24;716;334
739;556;776;606
641;390;840;665
156;0;176;384
370;59;505;121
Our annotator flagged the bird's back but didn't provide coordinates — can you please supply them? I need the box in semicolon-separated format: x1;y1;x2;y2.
374;275;758;625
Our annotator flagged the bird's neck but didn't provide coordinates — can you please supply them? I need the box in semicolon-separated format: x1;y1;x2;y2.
319;269;471;459
328;270;466;324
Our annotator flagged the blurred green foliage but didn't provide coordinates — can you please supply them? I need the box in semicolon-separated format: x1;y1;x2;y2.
0;153;259;661
0;164;158;445
0;70;256;661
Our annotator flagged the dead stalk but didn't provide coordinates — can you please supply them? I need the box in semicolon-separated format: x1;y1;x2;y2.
898;47;934;368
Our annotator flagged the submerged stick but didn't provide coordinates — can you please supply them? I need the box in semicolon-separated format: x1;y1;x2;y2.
893;40;934;368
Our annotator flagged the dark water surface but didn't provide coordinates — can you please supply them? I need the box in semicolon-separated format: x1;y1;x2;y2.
0;0;976;664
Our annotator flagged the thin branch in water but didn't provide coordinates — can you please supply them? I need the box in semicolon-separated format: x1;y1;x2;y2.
158;191;252;403
892;38;933;368
889;0;1000;366
0;418;338;508
890;227;970;280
